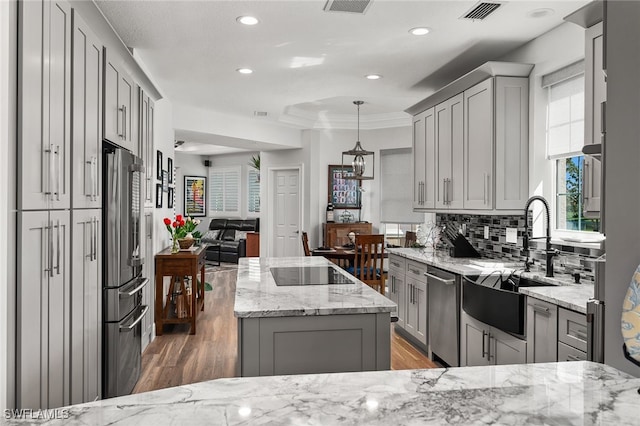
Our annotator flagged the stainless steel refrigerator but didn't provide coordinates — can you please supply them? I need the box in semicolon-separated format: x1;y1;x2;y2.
587;254;605;363
102;142;149;398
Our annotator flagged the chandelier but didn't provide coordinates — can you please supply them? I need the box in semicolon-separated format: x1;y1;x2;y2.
342;100;374;180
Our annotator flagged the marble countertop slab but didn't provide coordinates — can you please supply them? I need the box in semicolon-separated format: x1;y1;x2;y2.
519;283;593;314
386;248;513;275
13;362;640;425
233;256;396;318
387;248;592;313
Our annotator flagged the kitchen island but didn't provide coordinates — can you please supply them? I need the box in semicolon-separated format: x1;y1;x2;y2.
13;362;639;425
234;256;396;377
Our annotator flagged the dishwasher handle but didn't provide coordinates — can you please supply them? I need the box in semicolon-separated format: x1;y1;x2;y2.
424;271;455;285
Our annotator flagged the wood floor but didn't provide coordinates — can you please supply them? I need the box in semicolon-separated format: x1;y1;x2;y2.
133;265;437;394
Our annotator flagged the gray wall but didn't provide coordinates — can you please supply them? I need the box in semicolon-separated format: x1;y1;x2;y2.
603;1;640;377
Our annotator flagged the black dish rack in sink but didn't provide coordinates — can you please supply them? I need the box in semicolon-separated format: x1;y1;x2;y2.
462;273;554;336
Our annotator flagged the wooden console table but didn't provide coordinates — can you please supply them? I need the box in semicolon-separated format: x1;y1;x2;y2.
155;245;207;335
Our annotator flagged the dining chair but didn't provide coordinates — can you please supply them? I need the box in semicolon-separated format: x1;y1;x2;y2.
301;231;311;256
405;231;417;248
348;234;385;295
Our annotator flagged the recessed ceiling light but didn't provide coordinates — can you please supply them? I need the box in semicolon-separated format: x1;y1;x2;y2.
366;74;382;80
527;8;554;18
409;27;430;36
237;68;253;74
237;16;259;25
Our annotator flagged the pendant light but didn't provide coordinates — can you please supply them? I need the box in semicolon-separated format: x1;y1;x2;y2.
342;100;374;180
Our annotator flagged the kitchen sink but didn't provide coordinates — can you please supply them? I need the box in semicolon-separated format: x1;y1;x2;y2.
462;273;555;336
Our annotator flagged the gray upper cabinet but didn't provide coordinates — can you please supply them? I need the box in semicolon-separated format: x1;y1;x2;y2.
494;77;529;210
70;209;102;404
435;94;464;210
72;12;102;209
583;22;605;218
463;78;493;210
18;210;71;409
408;62;531;213
104;50;136;153
19;0;71;211
412;107;435;209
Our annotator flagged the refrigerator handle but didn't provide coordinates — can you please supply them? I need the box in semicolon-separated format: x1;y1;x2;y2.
586;302;594;361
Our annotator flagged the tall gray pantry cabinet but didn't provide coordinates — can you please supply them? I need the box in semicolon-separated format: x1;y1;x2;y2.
17;0;103;409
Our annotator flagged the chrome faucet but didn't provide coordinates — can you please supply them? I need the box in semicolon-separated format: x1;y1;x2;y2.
523;195;558;277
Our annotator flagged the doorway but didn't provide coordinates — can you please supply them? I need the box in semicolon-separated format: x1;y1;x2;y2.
270;167;302;257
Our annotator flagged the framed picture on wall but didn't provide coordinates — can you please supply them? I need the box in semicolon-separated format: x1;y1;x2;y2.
168;187;174;209
155;183;163;208
167;157;173;184
184;175;206;217
156;150;163;180
162;170;168;192
328;164;360;209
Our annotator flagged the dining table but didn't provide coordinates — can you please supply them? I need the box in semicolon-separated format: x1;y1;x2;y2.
311;246;388;269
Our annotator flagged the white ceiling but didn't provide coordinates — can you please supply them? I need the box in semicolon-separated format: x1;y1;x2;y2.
95;0;590;154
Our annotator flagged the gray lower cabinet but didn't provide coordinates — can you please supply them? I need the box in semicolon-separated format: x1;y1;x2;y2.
237;313;390;377
70;209;102;404
557;306;588;360
18;210;71;409
141;210;155;350
404;261;428;347
461;312;527;366
387;256;406;329
558;341;587;362
526;298;558;363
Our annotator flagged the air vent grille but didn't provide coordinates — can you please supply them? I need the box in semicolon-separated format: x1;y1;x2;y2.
461;2;501;20
254;111;268;117
323;0;372;14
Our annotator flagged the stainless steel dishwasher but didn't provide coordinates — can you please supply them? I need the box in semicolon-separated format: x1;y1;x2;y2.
426;266;460;367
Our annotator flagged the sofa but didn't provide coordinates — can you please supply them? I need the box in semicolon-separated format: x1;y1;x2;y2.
201;218;259;263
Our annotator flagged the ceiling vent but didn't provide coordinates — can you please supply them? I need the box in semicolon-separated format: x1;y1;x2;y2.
254;111;268;117
323;0;372;14
460;2;502;20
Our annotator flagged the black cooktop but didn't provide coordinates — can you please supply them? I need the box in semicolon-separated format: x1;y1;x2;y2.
271;266;356;286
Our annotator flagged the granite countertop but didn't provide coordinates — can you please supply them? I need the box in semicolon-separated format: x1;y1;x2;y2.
14;361;639;425
387;248;594;314
518;283;593;314
233;256;396;318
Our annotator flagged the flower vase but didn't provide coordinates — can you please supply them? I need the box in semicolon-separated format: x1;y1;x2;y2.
171;237;180;254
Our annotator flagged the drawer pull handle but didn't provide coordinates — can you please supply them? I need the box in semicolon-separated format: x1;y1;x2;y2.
532;304;550;315
424;272;455;285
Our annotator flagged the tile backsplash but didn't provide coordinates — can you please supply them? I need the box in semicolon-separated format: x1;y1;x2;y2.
435;213;605;283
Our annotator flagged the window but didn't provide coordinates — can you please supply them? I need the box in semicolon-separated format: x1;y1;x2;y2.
544;68;598;232
209;167;240;213
382;223;419;247
247;169;260;214
556;156;599;231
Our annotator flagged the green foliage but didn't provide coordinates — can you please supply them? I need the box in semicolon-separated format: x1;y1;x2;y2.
248;154;260;171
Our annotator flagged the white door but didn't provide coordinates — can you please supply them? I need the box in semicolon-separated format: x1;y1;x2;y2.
273;168;301;257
